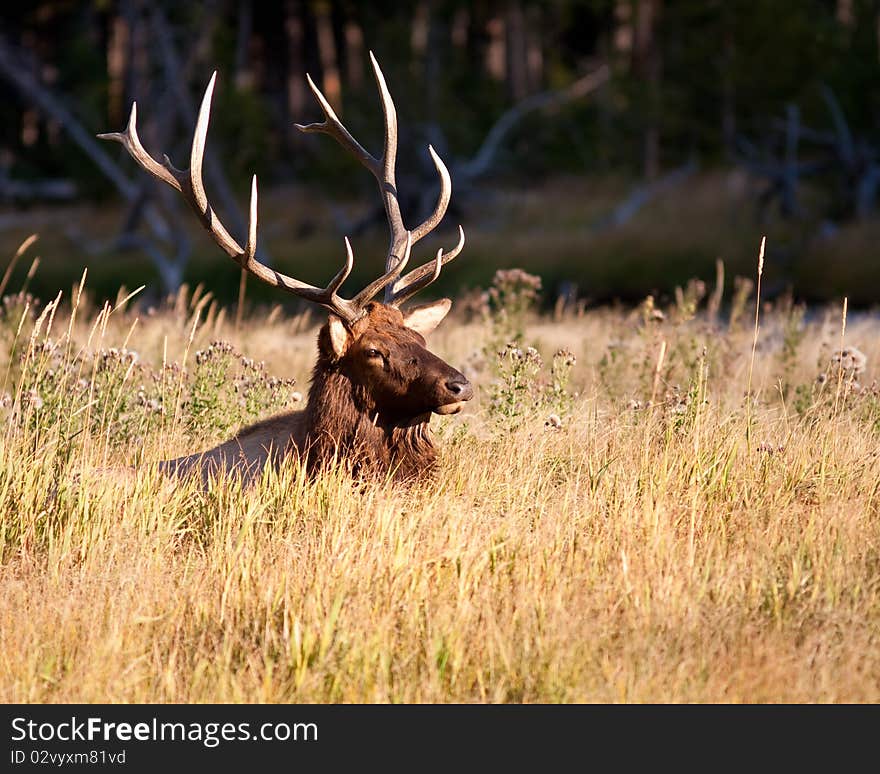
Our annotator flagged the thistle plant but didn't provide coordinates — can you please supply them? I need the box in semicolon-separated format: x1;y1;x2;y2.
187;340;299;439
486;344;577;431
778;302;806;397
484;268;542;354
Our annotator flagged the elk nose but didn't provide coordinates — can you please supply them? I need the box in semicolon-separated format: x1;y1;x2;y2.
445;376;474;401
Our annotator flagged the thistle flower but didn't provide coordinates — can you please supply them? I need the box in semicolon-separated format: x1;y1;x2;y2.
554;349;577;368
26;389;43;410
196;340;235;365
831;346;867;375
100;347;139;365
545;414;563;429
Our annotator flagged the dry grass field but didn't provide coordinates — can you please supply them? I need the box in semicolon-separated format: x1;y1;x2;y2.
1;235;879;703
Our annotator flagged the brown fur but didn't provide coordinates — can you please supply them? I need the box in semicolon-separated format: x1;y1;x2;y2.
159;302;471;485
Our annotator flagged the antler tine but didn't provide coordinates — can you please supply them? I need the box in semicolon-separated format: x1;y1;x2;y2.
354;231;411;308
410;144;453;243
188;71;215;217
367;51;409;272
390;248;444;308
387;225;465;307
99;73;364;324
97;103;181;193
294;74;380;175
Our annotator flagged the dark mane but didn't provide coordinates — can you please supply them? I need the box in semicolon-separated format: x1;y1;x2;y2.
302;339;437;480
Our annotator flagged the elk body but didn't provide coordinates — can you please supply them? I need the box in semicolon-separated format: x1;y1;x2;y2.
99;54;472;483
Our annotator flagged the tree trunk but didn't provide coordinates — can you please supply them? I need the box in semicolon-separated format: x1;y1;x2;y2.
485;13;506;81
412;1;430;61
106;6;131;126
315;0;341;110
412;1;442;118
234;0;255;89
634;0;662;180
451;6;469;49
614;0;633;57
285;0;306;141
525;5;544;92
506;1;528;101
344;11;364;88
721;10;735;152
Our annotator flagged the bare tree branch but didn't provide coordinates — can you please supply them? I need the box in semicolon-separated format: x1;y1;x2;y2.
456;64;610;181
820;84;855;166
594;157;698;231
0;33;173;244
0;173;76;202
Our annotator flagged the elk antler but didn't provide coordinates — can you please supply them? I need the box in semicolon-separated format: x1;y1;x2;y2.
98;74;366;324
98;56;463;324
294;51;465;308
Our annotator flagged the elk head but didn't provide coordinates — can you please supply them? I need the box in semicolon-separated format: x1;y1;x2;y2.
98;52;473;432
321;300;473;427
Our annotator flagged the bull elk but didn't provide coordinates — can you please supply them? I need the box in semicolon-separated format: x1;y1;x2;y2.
98;53;472;483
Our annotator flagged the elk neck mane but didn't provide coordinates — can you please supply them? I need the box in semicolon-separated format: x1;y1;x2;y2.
301;338;437;479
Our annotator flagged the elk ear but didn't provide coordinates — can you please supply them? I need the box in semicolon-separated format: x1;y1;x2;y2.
327;314;352;358
402;298;452;337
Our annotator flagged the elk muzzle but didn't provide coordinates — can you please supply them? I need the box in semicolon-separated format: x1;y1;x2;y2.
433;372;474;415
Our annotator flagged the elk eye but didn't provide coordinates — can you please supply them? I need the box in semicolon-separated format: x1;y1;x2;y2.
365;348;383;359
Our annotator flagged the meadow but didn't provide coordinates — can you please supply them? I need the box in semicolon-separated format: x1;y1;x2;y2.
1;232;879;703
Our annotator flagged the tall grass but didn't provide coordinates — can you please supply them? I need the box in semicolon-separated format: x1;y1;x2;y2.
1;243;879;703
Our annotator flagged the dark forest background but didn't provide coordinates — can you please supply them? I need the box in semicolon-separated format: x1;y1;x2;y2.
2;1;880;309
